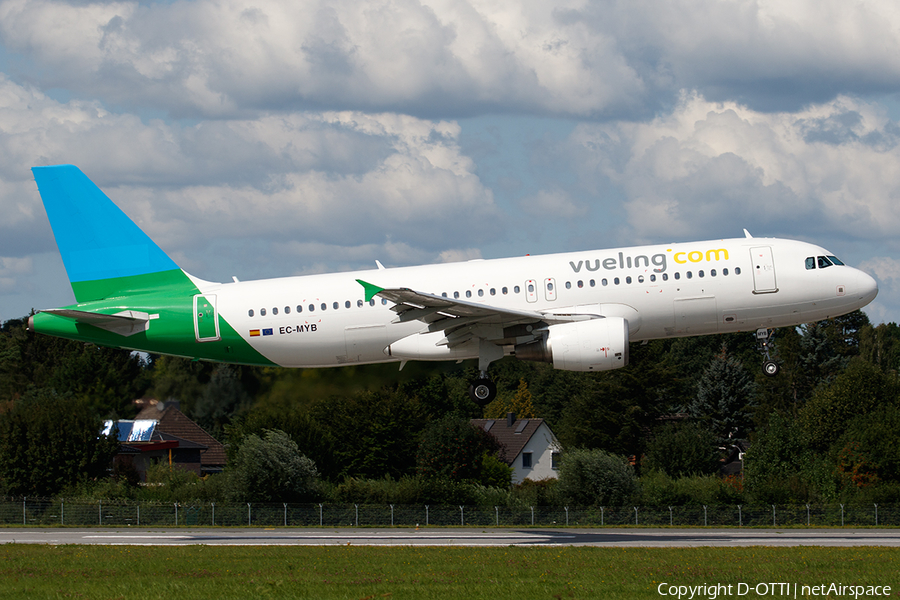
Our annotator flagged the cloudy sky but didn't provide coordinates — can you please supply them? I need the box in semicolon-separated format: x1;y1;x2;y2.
2;0;900;324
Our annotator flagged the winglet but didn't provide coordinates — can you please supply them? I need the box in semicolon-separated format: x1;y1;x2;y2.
356;279;384;302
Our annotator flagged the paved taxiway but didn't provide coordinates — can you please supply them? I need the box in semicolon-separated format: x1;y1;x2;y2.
2;528;899;547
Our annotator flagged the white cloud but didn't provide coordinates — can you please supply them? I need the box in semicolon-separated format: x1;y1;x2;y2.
567;92;900;243
4;0;900;119
518;188;587;219
0;75;498;285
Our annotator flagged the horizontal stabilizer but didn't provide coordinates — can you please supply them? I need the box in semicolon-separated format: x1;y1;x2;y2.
38;308;155;337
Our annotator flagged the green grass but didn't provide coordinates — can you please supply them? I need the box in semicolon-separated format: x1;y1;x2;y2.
0;545;897;599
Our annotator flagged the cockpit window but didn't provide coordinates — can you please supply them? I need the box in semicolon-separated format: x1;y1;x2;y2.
817;256;833;269
828;255;845;266
805;257;815;270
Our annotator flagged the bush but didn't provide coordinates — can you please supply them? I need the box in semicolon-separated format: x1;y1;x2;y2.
508;478;559;508
229;429;319;502
555;449;637;506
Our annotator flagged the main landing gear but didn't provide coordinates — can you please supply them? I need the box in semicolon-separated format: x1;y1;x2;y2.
756;328;780;377
468;371;497;405
468;340;503;404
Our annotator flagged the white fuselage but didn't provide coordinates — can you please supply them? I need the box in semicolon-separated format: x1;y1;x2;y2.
192;237;878;368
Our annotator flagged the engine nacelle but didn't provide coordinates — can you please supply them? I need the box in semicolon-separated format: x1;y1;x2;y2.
515;317;629;372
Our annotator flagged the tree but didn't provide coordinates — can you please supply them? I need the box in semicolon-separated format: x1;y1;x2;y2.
229;429;319;502
555;448;637;506
797;359;897;452
642;421;721;477
0;389;118;497
309;387;428;480
0;317;149;416
192;364;252;439
483;379;537;419
688;346;757;443
416;415;500;481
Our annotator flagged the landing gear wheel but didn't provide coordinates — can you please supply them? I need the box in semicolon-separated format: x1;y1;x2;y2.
468;378;497;404
763;360;780;377
756;328;781;377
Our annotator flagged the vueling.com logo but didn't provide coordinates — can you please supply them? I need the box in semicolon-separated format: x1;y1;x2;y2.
569;247;729;274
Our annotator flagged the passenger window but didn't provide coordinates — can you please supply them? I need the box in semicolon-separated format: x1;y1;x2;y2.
321;303;327;311
735;267;742;275
490;288;496;296
514;286;521;293
297;305;303;313
614;277;620;285
345;301;351;309
649;274;656;282
687;272;693;279
333;302;339;310
698;270;704;278
528;283;535;293
309;304;314;312
248;309;254;317
382;299;388;305
273;307;278;315
626;276;632;284
589;280;595;287
466;290;472;298
369;300;375;306
805;257;816;270
357;300;363;307
602;279;608;286
710;270;716;277
674;273;680;280
502;287;508;295
261;308;267;316
577;280;583;288
566;281;572;289
478;289;484;297
638;275;644;283
662;273;668;281
723;269;728;276
285;306;291;314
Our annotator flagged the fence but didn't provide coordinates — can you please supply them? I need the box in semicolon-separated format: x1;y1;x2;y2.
1;499;898;527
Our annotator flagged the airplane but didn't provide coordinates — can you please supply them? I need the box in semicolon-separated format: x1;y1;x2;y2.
27;165;879;403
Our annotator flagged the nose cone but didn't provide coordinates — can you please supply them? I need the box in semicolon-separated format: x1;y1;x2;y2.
857;269;878;308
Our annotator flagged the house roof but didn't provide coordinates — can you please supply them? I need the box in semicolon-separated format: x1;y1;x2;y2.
134;403;227;466
470;416;556;464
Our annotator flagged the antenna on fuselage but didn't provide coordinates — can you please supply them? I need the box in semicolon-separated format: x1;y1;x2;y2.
743;229;753;238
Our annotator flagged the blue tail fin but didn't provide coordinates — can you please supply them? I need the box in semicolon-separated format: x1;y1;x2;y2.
33;165;187;302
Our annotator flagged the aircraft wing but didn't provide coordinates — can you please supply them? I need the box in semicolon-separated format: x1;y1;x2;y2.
357;279;596;348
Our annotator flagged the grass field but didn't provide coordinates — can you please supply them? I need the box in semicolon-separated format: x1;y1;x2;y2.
0;545;897;599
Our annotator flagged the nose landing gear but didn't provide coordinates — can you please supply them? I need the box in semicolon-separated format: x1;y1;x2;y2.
756;328;780;377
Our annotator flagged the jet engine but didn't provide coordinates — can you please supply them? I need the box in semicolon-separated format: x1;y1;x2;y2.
515;317;629;372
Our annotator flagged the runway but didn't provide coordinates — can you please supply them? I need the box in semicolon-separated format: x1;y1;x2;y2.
2;527;900;547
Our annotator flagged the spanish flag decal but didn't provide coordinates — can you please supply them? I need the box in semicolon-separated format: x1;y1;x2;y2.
249;329;260;337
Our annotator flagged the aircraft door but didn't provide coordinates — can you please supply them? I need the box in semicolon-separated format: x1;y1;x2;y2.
193;294;220;342
750;247;778;293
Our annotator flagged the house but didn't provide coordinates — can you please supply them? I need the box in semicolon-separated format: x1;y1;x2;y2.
471;413;561;484
103;400;227;481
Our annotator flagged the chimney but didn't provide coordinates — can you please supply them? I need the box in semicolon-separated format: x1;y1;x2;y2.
507;411;516;427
